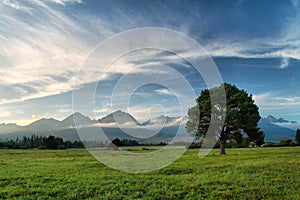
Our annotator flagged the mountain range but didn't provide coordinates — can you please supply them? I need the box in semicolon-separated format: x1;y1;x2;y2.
265;115;297;124
0;110;188;143
259;115;297;142
0;111;298;143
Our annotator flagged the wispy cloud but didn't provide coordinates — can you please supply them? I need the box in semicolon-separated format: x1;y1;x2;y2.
0;0;115;104
253;92;300;107
155;88;174;96
31;114;50;120
47;0;83;6
280;57;290;69
0;106;23;119
252;92;300;121
204;38;300;63
1;0;300;106
0;109;11;118
1;0;33;13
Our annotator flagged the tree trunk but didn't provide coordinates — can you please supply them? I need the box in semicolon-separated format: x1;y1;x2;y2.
219;140;226;155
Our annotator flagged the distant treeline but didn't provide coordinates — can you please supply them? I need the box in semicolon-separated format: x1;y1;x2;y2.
0;135;168;149
0;135;84;149
188;138;299;149
5;134;298;150
111;138;167;147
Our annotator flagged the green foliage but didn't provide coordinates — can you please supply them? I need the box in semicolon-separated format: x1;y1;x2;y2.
277;139;295;147
0;135;84;149
119;139;139;146
186;140;203;149
296;129;300;145
186;83;262;154
43;135;64;149
110;138;140;148
0;147;299;199
112;138;121;147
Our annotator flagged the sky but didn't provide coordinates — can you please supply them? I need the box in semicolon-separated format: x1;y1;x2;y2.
0;0;300;125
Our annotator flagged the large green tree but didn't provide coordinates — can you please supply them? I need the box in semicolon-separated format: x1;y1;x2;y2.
186;83;263;154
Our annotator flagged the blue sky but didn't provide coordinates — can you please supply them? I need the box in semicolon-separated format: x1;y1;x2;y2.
0;0;300;125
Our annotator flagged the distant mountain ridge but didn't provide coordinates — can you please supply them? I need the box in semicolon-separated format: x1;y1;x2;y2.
0;111;184;133
0;112;97;135
62;112;97;127
98;110;139;125
0;123;21;133
259;116;297;142
265;115;297;124
0;111;187;143
27;118;61;129
0;111;298;142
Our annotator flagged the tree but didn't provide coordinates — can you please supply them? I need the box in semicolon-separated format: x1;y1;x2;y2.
112;138;121;147
296;129;300;145
186;83;262;154
43;135;64;149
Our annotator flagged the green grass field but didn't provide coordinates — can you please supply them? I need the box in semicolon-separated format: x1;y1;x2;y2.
0;147;299;199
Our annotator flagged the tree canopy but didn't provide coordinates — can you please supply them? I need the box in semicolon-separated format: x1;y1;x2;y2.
0;135;84;149
186;83;263;154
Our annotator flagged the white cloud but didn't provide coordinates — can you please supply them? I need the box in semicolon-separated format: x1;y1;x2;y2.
0;110;11;118
280;57;289;69
1;0;33;13
31;114;50;120
204;38;300;61
252;93;272;105
1;12;195;106
0;0;115;104
46;0;83;6
0;106;24;119
252;92;300;121
155;88;174;96
253;92;300;108
95;108;112;115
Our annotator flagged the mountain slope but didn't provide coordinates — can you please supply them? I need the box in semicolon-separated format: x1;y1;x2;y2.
0;113;97;140
98;110;139;124
26;118;61;131
61;112;97;128
0;123;22;134
258;118;295;142
266;115;297;124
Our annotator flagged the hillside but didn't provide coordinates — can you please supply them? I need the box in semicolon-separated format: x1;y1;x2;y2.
98;110;139;125
258;118;296;142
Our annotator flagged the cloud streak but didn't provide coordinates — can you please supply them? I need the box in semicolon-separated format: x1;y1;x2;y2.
47;0;83;6
0;0;116;104
1;0;300;106
253;93;300;107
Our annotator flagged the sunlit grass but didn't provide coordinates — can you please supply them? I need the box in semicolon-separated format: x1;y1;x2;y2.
0;147;299;199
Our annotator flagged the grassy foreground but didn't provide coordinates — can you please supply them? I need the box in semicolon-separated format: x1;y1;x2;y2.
0;147;299;199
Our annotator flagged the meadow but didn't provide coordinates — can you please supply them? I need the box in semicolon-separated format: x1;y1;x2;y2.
0;147;299;199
